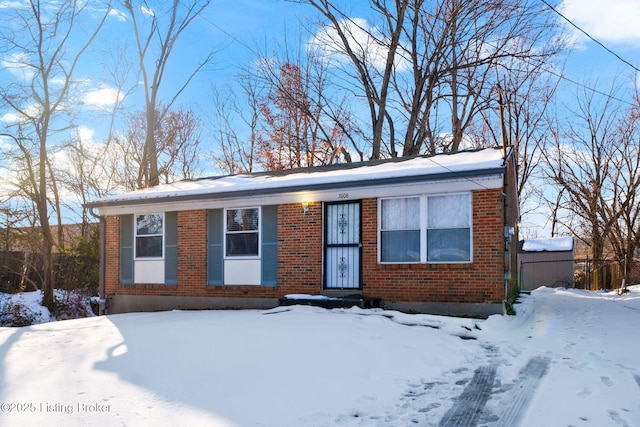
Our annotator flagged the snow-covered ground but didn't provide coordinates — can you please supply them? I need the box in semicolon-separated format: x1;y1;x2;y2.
0;286;639;426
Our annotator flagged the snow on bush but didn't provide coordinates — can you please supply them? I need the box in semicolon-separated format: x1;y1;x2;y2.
0;289;95;327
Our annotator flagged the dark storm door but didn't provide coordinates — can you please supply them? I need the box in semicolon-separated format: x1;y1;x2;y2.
324;201;362;289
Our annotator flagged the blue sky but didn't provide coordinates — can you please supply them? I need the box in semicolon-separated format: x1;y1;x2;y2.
4;0;638;145
205;0;640;104
126;0;640;152
551;0;640;97
3;0;639;137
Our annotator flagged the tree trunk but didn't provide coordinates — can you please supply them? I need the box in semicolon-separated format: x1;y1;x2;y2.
39;137;55;310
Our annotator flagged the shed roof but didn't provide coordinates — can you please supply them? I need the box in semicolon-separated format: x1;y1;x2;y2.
86;147;508;209
520;236;574;253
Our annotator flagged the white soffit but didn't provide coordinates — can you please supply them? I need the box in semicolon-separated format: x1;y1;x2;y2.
96;174;504;216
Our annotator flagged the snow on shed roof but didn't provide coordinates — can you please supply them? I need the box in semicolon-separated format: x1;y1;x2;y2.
86;147;507;208
521;237;574;252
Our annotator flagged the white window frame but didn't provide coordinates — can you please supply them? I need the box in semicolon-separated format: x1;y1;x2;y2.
134;213;164;260
378;192;473;264
379;197;422;263
224;207;261;259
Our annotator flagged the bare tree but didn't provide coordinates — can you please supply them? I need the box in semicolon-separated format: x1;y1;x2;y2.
112;106;203;188
604;104;640;286
467;56;563;236
157;108;203;182
303;0;409;159
123;0;213;188
0;1;109;308
541;84;624;286
433;0;561;154
253;56;353;169
297;0;564;158
210;41;356;173
208;85;261;175
57;130;119;237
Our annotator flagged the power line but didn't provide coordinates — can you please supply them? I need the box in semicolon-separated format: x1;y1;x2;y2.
541;65;635;107
541;0;640;74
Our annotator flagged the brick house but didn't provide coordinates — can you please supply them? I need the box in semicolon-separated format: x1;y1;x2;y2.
86;147;519;317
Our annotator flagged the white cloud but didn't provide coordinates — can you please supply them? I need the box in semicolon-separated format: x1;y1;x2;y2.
1;52;34;81
108;7;127;22
140;5;154;17
0;134;15;150
76;125;95;144
560;0;640;45
1;103;41;124
81;86;124;108
0;1;27;9
308;18;410;72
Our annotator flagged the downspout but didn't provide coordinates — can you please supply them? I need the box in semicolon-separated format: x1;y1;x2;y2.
88;207;107;315
503;192;510;314
499;82;509;313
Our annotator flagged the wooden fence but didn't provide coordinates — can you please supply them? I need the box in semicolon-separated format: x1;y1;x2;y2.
574;258;633;291
0;251;98;294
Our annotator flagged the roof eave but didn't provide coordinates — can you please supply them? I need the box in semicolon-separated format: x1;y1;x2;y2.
84;166;505;210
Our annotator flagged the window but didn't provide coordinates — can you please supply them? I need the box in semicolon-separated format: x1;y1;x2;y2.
135;213;163;258
379;193;471;263
225;208;259;256
427;194;471;262
380;197;420;262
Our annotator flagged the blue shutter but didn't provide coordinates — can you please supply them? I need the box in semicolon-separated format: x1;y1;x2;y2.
120;214;134;284
261;205;278;285
207;209;224;285
165;211;178;284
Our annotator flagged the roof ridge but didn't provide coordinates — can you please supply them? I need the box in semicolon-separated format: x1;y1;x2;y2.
187;146;504;183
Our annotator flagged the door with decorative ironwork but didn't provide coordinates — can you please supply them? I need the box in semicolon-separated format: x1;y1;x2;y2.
324;201;362;289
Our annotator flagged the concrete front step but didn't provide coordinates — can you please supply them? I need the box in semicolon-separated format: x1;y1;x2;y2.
278;296;381;310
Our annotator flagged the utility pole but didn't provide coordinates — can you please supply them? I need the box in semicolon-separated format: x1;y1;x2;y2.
496;84;509;158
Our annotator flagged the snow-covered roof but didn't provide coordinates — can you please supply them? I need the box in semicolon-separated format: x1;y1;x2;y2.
86;147;507;209
521;237;574;252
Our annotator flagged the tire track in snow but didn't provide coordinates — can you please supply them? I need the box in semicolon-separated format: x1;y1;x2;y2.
437;355;550;427
492;355;550;426
438;364;497;427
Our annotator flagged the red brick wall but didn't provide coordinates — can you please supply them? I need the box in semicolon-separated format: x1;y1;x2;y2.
103;189;509;306
361;190;505;305
277;202;323;294
105;210;269;298
176;210;207;292
104;215;120;295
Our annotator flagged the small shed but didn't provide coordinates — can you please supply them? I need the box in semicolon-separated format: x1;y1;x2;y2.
519;237;574;291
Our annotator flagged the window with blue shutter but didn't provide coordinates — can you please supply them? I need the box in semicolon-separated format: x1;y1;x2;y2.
207;209;224;285
165;211;178;284
261;205;278;285
120;214;134;284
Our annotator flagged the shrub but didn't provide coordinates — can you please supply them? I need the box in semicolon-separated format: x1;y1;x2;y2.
52;289;95;321
0;292;52;327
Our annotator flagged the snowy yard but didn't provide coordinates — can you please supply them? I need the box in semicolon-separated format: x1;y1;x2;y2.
0;286;639;426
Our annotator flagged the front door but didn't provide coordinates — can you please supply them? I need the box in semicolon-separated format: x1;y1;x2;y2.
324;201;362;289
